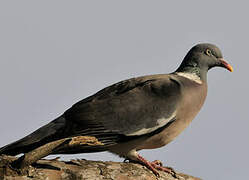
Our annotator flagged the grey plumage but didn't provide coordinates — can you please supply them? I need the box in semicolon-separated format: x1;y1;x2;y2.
0;43;233;175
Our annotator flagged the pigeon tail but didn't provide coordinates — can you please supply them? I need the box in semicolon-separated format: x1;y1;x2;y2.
0;116;66;156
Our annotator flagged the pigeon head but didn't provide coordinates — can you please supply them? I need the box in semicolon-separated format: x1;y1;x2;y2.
176;43;233;81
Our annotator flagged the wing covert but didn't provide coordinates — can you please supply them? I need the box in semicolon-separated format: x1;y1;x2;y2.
64;75;182;142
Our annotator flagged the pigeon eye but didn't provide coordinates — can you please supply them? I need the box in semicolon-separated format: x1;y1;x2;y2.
205;49;212;56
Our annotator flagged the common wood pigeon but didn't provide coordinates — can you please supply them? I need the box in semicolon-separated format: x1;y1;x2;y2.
0;43;233;176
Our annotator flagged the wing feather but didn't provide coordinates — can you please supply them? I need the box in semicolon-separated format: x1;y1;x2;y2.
64;75;182;144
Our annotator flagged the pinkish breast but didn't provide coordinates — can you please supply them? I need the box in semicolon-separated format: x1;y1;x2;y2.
137;79;207;150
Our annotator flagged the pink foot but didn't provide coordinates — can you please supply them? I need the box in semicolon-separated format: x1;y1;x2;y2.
137;154;176;177
151;160;163;166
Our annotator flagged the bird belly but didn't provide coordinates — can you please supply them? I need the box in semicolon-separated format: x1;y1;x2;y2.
135;119;188;150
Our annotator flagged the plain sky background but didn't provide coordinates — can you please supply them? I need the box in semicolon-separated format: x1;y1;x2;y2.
0;1;248;179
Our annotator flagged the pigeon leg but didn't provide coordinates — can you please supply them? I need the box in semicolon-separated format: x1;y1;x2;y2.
151;160;176;176
137;154;176;177
137;154;160;176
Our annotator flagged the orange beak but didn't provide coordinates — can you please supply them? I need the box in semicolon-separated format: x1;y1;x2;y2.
219;58;233;72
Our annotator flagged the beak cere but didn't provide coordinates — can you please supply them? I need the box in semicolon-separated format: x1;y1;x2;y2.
219;58;234;72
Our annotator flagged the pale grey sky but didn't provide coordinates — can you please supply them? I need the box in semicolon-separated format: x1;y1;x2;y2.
0;1;248;179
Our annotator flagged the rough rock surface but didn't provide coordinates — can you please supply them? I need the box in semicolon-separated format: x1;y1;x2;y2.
0;155;201;180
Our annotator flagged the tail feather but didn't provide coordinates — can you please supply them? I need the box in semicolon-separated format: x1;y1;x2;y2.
0;116;66;155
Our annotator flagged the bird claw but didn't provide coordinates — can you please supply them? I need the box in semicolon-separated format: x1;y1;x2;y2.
135;154;178;177
151;160;163;166
151;163;177;178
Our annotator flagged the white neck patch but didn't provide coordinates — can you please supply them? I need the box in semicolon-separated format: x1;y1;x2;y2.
176;72;202;84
